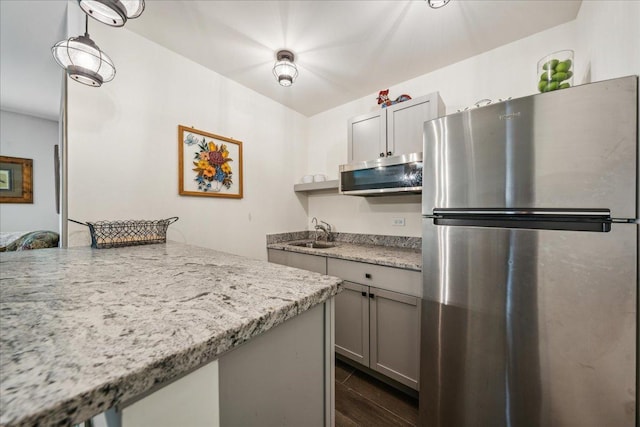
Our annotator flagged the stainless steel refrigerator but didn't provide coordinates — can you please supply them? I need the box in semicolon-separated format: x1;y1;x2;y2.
420;75;638;427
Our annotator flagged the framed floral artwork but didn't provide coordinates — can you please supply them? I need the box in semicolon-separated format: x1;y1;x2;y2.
0;156;33;204
178;125;243;198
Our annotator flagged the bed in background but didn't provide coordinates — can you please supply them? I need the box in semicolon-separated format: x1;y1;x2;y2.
0;231;59;252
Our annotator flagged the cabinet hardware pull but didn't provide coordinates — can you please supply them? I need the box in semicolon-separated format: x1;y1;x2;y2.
387;151;392;156
365;273;372;279
361;291;367;297
369;293;375;299
380;152;385;157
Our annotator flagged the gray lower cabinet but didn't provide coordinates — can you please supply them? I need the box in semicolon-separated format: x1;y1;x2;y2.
329;257;421;391
334;280;420;390
267;248;421;391
267;248;327;274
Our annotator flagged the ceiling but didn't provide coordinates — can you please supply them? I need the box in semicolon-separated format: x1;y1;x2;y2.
0;0;582;121
0;0;67;121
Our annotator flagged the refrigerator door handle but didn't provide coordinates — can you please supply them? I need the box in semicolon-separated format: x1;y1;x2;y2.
430;208;614;232
611;218;639;224
432;208;611;217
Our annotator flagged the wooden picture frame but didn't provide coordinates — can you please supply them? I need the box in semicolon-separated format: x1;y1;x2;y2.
178;125;243;199
0;156;33;204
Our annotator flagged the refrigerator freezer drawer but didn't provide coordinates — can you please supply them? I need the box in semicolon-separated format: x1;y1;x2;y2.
420;220;637;426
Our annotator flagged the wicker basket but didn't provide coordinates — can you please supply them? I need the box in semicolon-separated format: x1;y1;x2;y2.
69;217;178;249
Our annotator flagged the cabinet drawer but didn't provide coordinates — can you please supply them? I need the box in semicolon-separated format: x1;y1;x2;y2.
327;258;421;297
267;249;327;275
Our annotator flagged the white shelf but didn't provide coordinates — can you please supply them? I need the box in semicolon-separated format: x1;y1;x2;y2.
294;179;339;193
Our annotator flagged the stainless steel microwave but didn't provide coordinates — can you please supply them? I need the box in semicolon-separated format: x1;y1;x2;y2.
339;152;423;196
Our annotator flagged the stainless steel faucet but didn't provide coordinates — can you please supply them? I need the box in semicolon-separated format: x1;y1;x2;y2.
311;217;333;242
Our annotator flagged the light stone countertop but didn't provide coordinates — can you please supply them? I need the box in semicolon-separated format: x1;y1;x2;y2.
0;242;342;427
267;232;422;271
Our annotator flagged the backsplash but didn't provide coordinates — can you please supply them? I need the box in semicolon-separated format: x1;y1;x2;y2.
266;231;311;244
266;231;421;250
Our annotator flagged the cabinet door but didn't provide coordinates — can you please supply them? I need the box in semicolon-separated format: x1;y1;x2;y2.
348;109;386;163
334;281;370;366
369;287;421;390
386;95;441;157
267;249;327;275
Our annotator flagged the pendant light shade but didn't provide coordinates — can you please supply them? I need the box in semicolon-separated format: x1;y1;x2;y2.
52;28;115;87
427;0;451;8
78;0;145;27
273;50;298;87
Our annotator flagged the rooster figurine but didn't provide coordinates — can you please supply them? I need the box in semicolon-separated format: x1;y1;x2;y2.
377;89;412;108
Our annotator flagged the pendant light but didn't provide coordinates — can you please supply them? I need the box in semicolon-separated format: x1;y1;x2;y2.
272;50;299;87
78;0;145;27
51;16;116;87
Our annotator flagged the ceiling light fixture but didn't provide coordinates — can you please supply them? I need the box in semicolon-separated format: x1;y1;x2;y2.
78;0;145;27
427;0;451;8
273;50;298;87
51;16;116;87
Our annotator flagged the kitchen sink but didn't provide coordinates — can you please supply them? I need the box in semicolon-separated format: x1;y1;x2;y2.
288;241;337;249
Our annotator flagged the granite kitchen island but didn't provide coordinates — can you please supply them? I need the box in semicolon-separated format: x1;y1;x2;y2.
0;242;341;427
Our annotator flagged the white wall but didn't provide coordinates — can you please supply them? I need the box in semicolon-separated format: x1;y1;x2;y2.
574;0;640;83
305;1;639;238
67;25;309;260
0;110;59;232
68;2;639;250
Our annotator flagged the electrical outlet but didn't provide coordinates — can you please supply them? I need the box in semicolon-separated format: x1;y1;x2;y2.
392;217;405;226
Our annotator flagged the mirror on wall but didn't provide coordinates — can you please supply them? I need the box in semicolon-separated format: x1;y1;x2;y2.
0;0;68;250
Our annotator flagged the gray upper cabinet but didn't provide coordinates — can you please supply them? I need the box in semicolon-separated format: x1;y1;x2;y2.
347;109;386;163
347;92;444;163
387;94;444;158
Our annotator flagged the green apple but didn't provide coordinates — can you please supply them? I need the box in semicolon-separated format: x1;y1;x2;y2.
552;72;568;82
542;59;559;70
556;60;571;73
547;81;559;91
538;80;548;92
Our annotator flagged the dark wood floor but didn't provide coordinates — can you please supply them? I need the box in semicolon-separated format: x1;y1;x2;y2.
335;358;419;426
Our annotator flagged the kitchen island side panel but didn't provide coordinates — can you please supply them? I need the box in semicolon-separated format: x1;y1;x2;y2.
218;302;331;427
